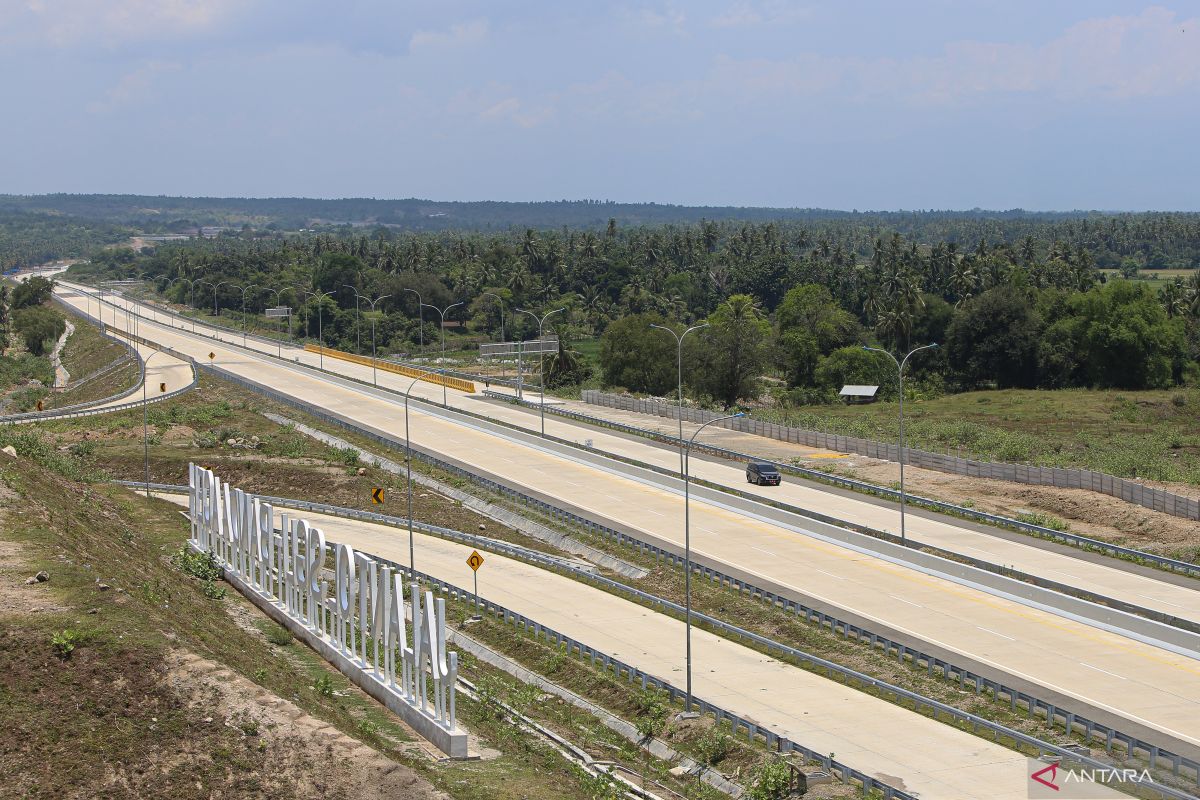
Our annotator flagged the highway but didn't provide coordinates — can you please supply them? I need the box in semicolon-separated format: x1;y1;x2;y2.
89;283;1200;632
158;492;1123;800
57;282;1200;761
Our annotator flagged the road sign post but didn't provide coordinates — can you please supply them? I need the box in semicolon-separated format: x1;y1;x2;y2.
466;550;484;611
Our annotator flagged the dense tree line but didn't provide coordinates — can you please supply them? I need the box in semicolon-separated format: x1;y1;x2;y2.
0;211;130;272
69;214;1200;405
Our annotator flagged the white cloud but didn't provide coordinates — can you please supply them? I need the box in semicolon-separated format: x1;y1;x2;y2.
709;1;811;29
86;60;181;114
4;0;241;47
704;6;1200;105
409;18;489;52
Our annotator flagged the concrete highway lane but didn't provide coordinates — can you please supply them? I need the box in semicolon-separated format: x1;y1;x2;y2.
62;284;1200;760
83;283;1200;636
156;493;1127;800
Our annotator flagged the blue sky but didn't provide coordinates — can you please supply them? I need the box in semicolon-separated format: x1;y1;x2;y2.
2;1;1198;209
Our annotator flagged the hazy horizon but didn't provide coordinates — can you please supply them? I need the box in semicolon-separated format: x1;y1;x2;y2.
2;1;1198;210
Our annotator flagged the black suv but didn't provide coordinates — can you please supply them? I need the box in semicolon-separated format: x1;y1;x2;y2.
746;461;781;486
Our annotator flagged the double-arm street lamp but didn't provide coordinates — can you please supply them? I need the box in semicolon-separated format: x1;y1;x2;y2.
516;307;566;436
164;277;198;332
298;289;336;369
650;322;709;476
212;280;235;317
234;284;260;347
422;300;465;407
401;372;428;576
361;293;391;386
863;343;939;546
681;412;744;712
262;287;293;357
344;285;364;355
143;349;172;497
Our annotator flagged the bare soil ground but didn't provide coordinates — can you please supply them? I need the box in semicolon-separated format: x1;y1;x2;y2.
833;457;1200;558
0;452;445;800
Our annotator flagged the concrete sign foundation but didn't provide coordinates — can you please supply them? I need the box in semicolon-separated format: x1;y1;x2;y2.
188;463;468;757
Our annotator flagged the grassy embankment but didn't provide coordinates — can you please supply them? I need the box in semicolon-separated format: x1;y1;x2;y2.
758;387;1200;486
45;309;141;409
5;371;1161;791
1;408;771;799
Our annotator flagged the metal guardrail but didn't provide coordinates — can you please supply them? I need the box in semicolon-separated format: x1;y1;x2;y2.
582;390;1200;523
128;478;1196;800
80;289;1200;783
477;394;1200;639
485;391;1200;581
2;298;199;424
188;365;1200;789
0;301;149;423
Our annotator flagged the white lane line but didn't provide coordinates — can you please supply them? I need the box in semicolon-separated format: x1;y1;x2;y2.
751;545;776;556
646;509;665;517
1079;662;1127;680
888;594;923;608
814;568;845;581
1136;594;1184;609
976;626;1016;641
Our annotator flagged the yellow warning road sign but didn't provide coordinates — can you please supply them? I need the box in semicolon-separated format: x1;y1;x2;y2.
208;352;215;361
159;382;167;393
466;550;484;572
371;487;385;504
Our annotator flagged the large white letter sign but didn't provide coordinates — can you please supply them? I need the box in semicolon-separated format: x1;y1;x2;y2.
186;464;465;756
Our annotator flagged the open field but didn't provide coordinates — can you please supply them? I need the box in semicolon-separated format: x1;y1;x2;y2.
759;387;1200;487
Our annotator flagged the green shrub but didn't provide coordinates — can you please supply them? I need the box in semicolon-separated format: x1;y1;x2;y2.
171;546;223;582
265;624;293;646
696;726;733;767
51;629;88;659
747;758;793;800
1016;511;1069;531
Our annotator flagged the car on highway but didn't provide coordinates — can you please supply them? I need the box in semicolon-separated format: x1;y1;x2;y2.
745;461;781;486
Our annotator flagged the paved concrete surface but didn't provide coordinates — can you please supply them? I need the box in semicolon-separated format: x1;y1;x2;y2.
62;284;1200;759
157;493;1124;800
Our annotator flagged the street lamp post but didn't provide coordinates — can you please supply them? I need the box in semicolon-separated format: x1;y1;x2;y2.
344;285;363;355
262;287;293;358
299;290;335;370
863;343;939;546
402;288;424;354
360;293;391;386
212;280;235;317
235;284;259;347
516;307;566;436
402;372;427;575
422;301;465;407
168;277;197;332
481;291;507;380
650;322;709;476
682;412;744;712
143;349;171;498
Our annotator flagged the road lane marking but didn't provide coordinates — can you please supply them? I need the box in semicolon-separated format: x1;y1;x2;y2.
1079;662;1127;680
976;626;1016;641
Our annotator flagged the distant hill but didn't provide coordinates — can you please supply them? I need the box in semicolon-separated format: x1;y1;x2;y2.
0;193;1127;234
